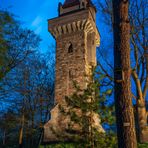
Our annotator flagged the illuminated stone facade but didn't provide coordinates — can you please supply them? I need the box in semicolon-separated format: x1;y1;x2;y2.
43;0;104;142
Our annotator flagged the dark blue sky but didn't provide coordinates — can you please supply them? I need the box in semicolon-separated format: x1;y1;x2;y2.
1;0;65;52
2;1;142;105
0;0;112;54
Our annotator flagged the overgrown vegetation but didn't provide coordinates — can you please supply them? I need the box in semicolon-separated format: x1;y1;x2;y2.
53;69;117;148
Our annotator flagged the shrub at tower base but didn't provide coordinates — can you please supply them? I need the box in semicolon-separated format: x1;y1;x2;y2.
46;71;117;148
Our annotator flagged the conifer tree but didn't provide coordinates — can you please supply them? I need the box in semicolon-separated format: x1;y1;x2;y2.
59;69;117;148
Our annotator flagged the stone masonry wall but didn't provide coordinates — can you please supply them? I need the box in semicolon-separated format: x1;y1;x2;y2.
55;30;87;104
43;7;103;142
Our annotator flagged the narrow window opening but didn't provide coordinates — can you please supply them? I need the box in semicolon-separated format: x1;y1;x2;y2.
82;2;85;7
68;43;73;53
69;70;72;79
69;70;75;79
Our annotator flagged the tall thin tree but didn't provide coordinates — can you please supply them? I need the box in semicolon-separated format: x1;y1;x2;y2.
112;0;137;147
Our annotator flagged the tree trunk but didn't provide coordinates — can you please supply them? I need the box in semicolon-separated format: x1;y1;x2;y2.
112;0;137;147
2;130;6;146
19;114;24;148
132;70;148;142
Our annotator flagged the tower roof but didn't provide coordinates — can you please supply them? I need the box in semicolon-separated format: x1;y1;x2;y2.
63;0;80;8
59;0;96;16
62;0;94;8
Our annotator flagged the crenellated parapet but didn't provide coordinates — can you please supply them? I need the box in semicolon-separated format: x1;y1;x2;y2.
48;19;100;46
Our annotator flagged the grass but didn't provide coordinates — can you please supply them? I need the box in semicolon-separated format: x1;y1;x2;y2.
40;142;148;148
40;143;77;148
138;143;148;148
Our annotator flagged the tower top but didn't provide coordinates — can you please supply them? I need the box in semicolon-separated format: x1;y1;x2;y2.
63;0;80;8
59;0;96;16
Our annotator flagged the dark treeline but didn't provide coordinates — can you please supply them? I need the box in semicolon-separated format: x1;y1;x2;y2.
0;10;55;148
0;0;148;147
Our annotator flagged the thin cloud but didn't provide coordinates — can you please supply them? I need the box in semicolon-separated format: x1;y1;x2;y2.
31;16;42;27
35;26;42;34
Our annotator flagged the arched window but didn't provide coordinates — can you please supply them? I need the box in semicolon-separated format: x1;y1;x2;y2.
68;42;73;53
82;2;85;7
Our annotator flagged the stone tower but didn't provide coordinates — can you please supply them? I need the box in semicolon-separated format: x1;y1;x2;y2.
44;0;104;142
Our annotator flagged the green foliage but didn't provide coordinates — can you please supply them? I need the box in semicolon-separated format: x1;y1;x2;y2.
0;10;14;79
0;9;41;80
57;68;117;148
0;10;14;48
40;132;117;148
40;143;77;148
138;143;148;148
